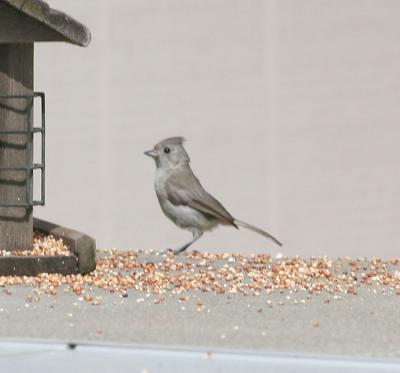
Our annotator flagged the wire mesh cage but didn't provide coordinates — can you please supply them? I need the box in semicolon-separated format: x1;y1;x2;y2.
0;92;45;208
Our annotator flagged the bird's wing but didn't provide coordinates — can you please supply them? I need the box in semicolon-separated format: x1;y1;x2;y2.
165;167;238;228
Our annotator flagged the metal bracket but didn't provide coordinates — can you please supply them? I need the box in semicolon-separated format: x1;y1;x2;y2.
0;92;45;208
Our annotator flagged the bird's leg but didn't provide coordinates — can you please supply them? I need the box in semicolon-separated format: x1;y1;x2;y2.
170;231;203;255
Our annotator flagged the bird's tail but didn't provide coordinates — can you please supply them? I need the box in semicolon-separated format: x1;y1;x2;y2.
234;219;282;247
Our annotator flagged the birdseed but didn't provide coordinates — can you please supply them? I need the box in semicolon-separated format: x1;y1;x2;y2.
0;232;71;257
0;238;400;306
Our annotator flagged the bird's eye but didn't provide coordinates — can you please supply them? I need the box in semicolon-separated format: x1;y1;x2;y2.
164;147;170;154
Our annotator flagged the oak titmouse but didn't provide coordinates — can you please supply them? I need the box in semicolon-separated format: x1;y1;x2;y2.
145;137;282;254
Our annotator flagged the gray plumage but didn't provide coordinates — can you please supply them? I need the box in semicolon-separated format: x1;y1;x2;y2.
165;166;237;228
145;137;282;254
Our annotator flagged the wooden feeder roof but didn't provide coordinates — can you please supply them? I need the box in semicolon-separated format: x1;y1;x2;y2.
0;0;91;46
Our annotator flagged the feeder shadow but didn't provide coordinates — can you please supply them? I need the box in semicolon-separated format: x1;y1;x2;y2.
0;100;31;115
0;179;27;186
0;207;31;222
0;142;28;150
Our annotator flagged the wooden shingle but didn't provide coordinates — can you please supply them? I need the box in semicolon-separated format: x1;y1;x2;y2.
0;0;91;46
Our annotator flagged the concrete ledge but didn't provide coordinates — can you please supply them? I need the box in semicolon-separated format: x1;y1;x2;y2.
33;218;96;274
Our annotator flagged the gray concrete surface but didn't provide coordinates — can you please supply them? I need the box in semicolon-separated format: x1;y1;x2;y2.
1;340;400;373
0;284;399;359
32;0;400;257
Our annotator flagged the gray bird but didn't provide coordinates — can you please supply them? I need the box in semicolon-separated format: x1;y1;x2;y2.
144;137;282;254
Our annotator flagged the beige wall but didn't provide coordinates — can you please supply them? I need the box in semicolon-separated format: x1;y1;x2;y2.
34;0;400;257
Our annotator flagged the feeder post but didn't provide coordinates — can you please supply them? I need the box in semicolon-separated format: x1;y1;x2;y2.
0;0;91;254
0;43;33;250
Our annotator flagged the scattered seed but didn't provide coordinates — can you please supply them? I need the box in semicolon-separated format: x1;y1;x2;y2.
0;235;399;308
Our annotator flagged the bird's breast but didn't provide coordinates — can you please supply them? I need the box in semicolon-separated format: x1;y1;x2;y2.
161;199;218;232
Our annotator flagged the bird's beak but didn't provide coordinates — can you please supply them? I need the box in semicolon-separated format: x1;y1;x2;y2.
144;149;157;159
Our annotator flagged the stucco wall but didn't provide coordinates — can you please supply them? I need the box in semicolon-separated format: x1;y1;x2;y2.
34;0;400;257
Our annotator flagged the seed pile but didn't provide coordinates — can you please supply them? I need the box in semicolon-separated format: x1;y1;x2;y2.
0;233;71;257
0;240;400;306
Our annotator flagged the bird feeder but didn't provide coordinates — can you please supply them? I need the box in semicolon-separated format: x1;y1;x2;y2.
0;0;95;275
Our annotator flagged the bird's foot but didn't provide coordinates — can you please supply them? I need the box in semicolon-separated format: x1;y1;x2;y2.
158;248;172;255
159;247;187;255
